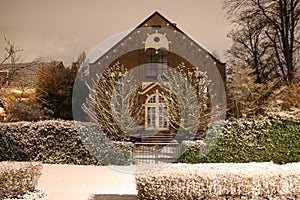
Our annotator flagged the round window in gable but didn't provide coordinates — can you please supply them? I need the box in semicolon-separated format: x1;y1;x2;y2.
154;37;160;42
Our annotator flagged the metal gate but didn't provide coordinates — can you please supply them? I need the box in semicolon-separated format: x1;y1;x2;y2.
133;142;180;164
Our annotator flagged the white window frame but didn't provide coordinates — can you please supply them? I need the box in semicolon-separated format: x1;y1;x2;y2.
145;94;169;130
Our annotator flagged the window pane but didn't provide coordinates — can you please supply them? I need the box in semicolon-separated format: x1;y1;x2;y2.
145;48;168;81
146;63;159;80
158;49;168;64
147;95;156;103
147;107;156;128
146;49;157;63
159;107;168;128
145;95;169;130
159;96;164;103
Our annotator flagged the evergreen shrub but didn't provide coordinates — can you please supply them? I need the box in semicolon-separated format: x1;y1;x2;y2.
179;117;300;164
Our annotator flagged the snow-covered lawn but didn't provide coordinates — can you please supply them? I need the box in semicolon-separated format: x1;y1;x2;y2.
4;164;137;200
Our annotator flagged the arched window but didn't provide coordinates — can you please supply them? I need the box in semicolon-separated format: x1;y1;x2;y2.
157;48;168;64
145;48;168;81
145;94;168;130
146;48;157;63
157;48;168;77
145;49;157;81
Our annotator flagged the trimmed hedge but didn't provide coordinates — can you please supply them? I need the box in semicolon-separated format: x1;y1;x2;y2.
0;162;42;199
0;120;133;165
179;118;300;164
135;162;300;199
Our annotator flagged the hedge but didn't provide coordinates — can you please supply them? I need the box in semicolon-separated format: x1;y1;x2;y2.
179;117;300;164
0;162;42;199
135;162;300;199
1;118;299;165
0;120;133;165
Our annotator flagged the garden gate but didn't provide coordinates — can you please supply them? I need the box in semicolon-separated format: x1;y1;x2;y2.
133;142;180;164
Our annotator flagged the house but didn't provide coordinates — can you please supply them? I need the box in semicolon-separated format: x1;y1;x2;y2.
84;11;226;142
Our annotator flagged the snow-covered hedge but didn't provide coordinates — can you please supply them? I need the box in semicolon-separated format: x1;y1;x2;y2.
76;122;133;165
0;120;133;165
180;117;300;164
136;162;300;199
0;162;42;199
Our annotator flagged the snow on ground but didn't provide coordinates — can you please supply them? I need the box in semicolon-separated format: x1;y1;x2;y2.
36;164;136;200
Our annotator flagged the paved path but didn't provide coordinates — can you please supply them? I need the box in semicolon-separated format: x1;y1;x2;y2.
90;194;137;200
37;164;137;200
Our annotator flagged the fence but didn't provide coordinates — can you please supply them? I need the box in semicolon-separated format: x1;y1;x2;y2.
133;142;180;164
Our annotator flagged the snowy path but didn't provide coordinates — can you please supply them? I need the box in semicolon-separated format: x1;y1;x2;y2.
37;164;137;200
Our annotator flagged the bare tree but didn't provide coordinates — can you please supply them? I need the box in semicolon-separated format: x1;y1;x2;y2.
0;37;40;88
158;62;211;140
83;62;143;141
0;37;43;121
0;37;23;88
227;10;278;83
224;0;300;84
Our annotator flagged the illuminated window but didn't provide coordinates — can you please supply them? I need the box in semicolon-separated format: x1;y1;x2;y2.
145;94;168;130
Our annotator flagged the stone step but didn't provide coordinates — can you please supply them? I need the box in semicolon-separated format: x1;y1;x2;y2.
139;133;175;138
141;137;174;143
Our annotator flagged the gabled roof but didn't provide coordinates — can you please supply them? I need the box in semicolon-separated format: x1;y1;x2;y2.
141;12;225;65
136;11;183;33
138;82;161;95
89;11;225;65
